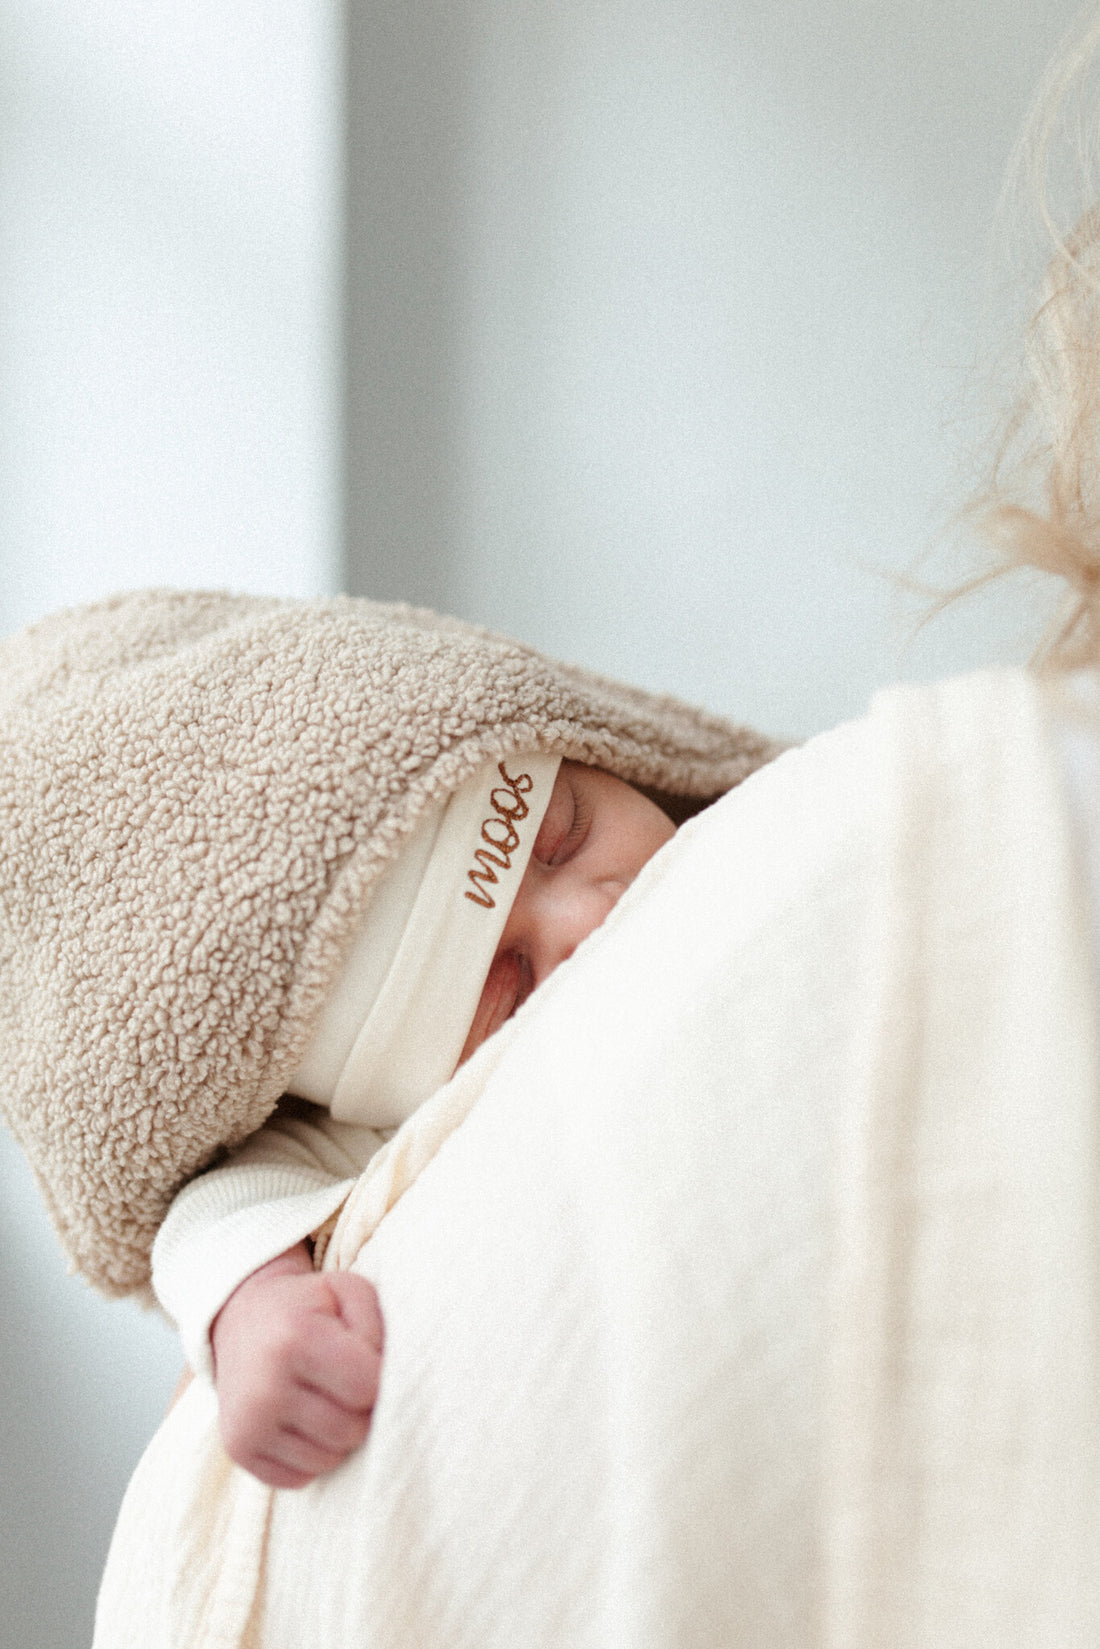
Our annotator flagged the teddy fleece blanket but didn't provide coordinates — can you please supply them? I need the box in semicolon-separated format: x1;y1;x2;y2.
0;588;774;1299
94;669;1100;1648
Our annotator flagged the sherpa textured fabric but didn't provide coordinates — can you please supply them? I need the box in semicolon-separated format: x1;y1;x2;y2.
0;588;778;1297
94;669;1100;1649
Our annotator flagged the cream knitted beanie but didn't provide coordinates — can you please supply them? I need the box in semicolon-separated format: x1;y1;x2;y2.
289;752;561;1128
0;588;781;1296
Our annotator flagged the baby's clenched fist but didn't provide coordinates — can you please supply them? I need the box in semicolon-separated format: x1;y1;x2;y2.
211;1242;383;1489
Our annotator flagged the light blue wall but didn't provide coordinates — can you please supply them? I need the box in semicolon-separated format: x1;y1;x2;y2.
344;0;1079;738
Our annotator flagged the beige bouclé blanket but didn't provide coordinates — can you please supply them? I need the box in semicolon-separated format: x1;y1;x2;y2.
95;668;1100;1647
0;589;774;1296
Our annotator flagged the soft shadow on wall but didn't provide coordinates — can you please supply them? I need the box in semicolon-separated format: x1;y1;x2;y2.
0;1131;180;1649
342;0;471;615
342;0;1082;740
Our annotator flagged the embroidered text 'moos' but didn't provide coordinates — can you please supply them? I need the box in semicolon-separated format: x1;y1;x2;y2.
464;762;535;909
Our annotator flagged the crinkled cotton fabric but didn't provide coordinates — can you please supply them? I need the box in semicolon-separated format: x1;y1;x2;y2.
95;669;1100;1648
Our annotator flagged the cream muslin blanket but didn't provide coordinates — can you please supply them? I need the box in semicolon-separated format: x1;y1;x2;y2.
95;670;1100;1648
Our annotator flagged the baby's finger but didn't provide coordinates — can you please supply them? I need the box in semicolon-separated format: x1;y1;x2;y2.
248;1453;323;1491
326;1272;384;1348
251;1429;351;1490
220;1392;337;1490
294;1314;382;1413
283;1384;373;1457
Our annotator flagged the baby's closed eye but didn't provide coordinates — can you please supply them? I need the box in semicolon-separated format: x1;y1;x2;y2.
532;777;591;866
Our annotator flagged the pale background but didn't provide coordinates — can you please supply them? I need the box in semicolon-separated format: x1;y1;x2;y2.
0;1;1084;1641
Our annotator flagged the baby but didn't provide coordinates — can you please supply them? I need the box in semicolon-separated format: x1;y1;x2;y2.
182;757;677;1488
0;588;775;1491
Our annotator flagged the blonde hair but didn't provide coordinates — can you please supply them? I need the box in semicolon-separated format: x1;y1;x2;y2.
968;7;1100;666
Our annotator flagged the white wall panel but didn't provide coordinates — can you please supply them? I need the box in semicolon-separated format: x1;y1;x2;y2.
0;6;341;1644
0;0;341;634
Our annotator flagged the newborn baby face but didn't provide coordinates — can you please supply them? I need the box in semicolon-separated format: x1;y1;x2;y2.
459;762;676;1062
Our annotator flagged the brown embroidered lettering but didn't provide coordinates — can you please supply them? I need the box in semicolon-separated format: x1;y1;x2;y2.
481;815;521;854
464;761;536;908
464;846;509;908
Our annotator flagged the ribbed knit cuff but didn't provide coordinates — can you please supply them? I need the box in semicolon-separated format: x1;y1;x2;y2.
152;1166;357;1383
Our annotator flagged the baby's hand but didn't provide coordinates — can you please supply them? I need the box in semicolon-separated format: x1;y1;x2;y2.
211;1242;383;1489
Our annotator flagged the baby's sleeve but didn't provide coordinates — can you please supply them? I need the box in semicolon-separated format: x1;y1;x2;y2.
152;1098;384;1383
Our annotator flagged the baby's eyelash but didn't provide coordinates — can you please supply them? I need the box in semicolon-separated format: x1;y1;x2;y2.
548;787;590;866
534;776;593;866
559;794;589;856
